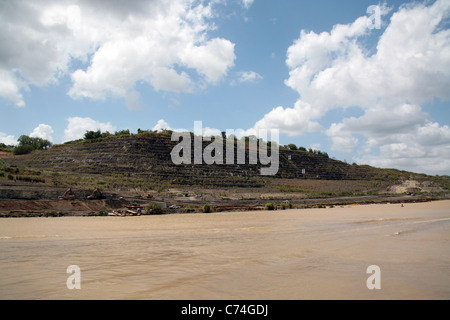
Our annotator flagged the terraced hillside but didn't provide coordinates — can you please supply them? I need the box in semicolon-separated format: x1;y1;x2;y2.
3;132;429;191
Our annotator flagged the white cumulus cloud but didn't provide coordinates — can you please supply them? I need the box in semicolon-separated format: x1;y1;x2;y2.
252;100;322;137
0;70;26;108
0;0;236;107
241;0;255;9
63;117;116;142
152;119;190;133
30;124;54;142
0;132;17;146
152;119;173;132
247;0;450;174
238;71;263;83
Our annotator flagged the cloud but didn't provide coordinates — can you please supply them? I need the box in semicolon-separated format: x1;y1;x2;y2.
326;123;359;153
0;132;17;146
63;117;116;142
152;119;257;139
0;70;26;108
152;119;173;132
152;119;190;133
354;122;450;175
237;71;263;83
230;70;263;86
30;124;54;142
349;117;450;175
0;0;236;106
181;38;236;85
202;127;222;137
326;103;431;153
241;0;255;9
247;0;450;174
283;0;450;113
252;100;322;137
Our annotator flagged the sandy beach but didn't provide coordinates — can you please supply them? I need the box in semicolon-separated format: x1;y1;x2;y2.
0;200;449;300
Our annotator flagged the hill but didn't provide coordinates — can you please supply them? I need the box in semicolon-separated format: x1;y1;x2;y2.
0;132;449;215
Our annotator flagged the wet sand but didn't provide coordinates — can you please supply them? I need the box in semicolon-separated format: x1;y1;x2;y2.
0;200;449;300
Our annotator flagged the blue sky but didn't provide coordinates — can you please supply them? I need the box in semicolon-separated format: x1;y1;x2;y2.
1;0;449;175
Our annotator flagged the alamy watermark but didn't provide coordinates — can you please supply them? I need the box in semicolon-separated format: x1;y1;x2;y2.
170;121;280;176
367;5;381;30
366;265;381;290
66;265;81;290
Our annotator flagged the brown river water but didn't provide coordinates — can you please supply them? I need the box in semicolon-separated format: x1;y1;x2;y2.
0;200;449;300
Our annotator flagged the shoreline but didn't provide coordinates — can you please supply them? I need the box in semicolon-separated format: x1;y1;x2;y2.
0;194;448;218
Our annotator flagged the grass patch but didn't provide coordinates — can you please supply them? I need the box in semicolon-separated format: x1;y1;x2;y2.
144;202;165;215
0;159;9;170
265;202;275;210
90;210;109;216
202;204;212;213
45;210;63;217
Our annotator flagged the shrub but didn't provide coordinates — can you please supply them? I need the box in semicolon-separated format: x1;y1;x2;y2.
265;202;275;210
84;130;102;140
202;204;212;213
0;143;8;150
137;128;156;135
0;159;8;169
46;210;61;217
93;210;108;216
13;145;34;155
114;129;130;136
282;202;294;209
145;202;164;215
101;131;113;139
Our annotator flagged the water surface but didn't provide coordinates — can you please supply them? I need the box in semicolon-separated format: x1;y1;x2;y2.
1;201;449;299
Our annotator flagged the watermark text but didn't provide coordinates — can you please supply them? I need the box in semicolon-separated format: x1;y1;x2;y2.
171;121;279;176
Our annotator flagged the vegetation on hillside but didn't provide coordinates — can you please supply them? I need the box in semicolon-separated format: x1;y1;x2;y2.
61;128;335;164
0;143;14;152
1;128;449;199
8;135;53;155
282;143;328;158
3;127;332;161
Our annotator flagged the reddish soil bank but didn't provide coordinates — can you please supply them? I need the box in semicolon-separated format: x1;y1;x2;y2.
0;199;129;217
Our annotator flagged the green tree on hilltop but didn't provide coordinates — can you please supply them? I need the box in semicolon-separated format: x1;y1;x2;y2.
84;130;102;140
17;135;52;150
13;135;52;155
